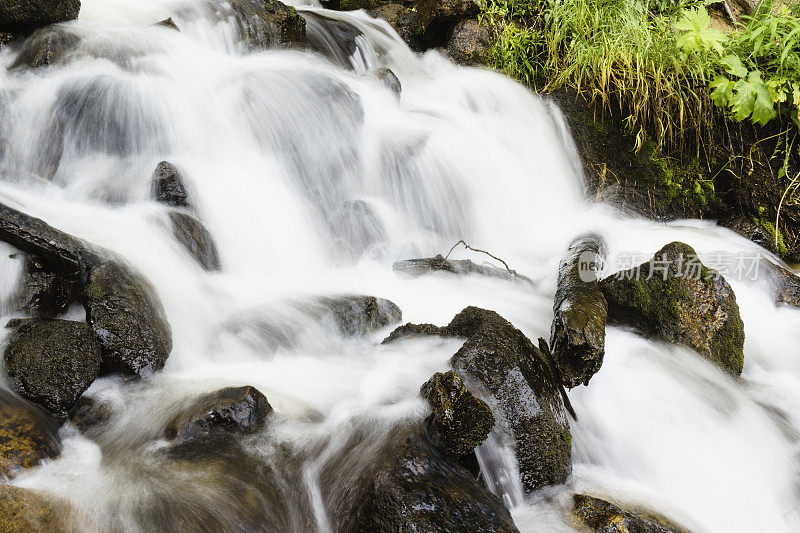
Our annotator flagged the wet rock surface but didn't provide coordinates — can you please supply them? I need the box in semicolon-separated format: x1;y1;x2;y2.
420;370;494;459
572;494;691;533
3;318;102;420
384;307;573;492
168;212;221;271
82;260;173;376
600;242;745;375
550;233;608;387
762;259;800;308
151;161;190;208
316;295;402;336
0;0;81;34
416;0;479;44
227;0;307;49
9;26;80;69
14;257;75;318
445;18;490;65
369;4;424;51
393;254;516;281
165;386;272;445
345;433;519;532
0;390;60;478
0;485;73;533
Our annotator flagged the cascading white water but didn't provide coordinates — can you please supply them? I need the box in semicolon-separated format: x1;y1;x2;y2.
1;0;799;531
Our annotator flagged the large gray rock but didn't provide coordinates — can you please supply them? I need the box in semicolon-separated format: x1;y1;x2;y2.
226;0;307;49
3;319;102;420
393;254;516;281
600;242;745;375
168;212;221;271
14;256;75;318
550;233;608;387
82;260;173;376
8;25;80;69
343;434;519;532
0;0;80;34
0;389;60;478
151;161;190;208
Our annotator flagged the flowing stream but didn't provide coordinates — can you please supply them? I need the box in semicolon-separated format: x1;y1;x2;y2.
1;0;799;531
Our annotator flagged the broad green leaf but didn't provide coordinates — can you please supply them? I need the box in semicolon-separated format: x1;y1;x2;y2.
710;76;735;107
719;55;747;78
675;6;727;55
731;70;776;125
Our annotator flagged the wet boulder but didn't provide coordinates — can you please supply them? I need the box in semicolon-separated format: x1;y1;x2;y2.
68;396;111;435
0;485;75;533
0;390;60;478
3;319;102;420
420;370;494;460
316;295;402;336
375;68;401;96
165;386;272;445
151;161;190;208
761;259;800;308
14;256;75;318
572;494;691;533
0;0;81;34
393;254;516;281
82;260;173;376
345;434;519;532
382;322;442;343
445;18;490;65
416;0;479;44
8;25;80;69
168;212;221;271
369;4;424;51
600;242;745;376
339;0;391;10
550;233;608;388
227;0;307;49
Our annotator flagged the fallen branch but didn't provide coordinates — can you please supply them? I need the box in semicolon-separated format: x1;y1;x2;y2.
443;240;536;287
538;337;578;422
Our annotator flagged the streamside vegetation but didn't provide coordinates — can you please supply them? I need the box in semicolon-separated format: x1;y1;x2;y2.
481;0;800;258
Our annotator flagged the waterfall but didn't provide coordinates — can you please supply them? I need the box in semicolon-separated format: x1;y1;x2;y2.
1;0;799;531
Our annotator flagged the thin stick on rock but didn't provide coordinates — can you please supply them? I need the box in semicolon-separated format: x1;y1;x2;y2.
444;240;536;286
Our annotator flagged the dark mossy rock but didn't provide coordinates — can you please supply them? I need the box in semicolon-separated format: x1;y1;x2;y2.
600;242;745;375
14;257;76;318
8;25;80;69
393;254;515;281
420;370;494;459
344;434;519;532
720;216;778;255
68;396;111;434
0;389;60;478
369;3;424;51
82;260;172;376
338;0;391;10
165;386;272;445
416;0;478;44
550;233;608;388
316;295;402;336
151;161;190;208
0;0;80;34
445;307;572;491
0;202;104;284
445;18;490;65
227;0;307;49
382;322;442;343
4;318;102;420
168;212;221;271
572;494;692;533
0;485;74;533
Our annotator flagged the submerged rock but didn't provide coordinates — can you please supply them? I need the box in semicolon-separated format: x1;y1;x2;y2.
0;485;74;533
345;434;519;532
14;257;76;318
385;307;572;491
420;370;494;460
572;494;691;533
0;390;60;478
82;260;173;376
0;0;81;34
375;67;401;96
3;319;102;420
416;0;479;44
600;242;745;375
369;4;424;51
168;212;221;271
227;0;307;49
155;17;180;31
393;254;516;281
761;259;800;308
151;161;190;208
550;233;608;387
316;295;402;336
165;386;272;444
9;26;80;69
68;396;111;435
446;18;490;65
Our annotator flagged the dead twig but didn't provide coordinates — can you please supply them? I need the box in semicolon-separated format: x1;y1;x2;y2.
443;240;536;286
538;338;578;421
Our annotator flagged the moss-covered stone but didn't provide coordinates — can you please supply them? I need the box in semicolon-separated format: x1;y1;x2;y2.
0;486;73;533
369;4;424;51
0;390;60;478
572;493;691;533
600;242;745;375
339;0;391;10
0;0;80;34
82;260;172;377
4;319;102;420
226;0;307;49
420;370;494;459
